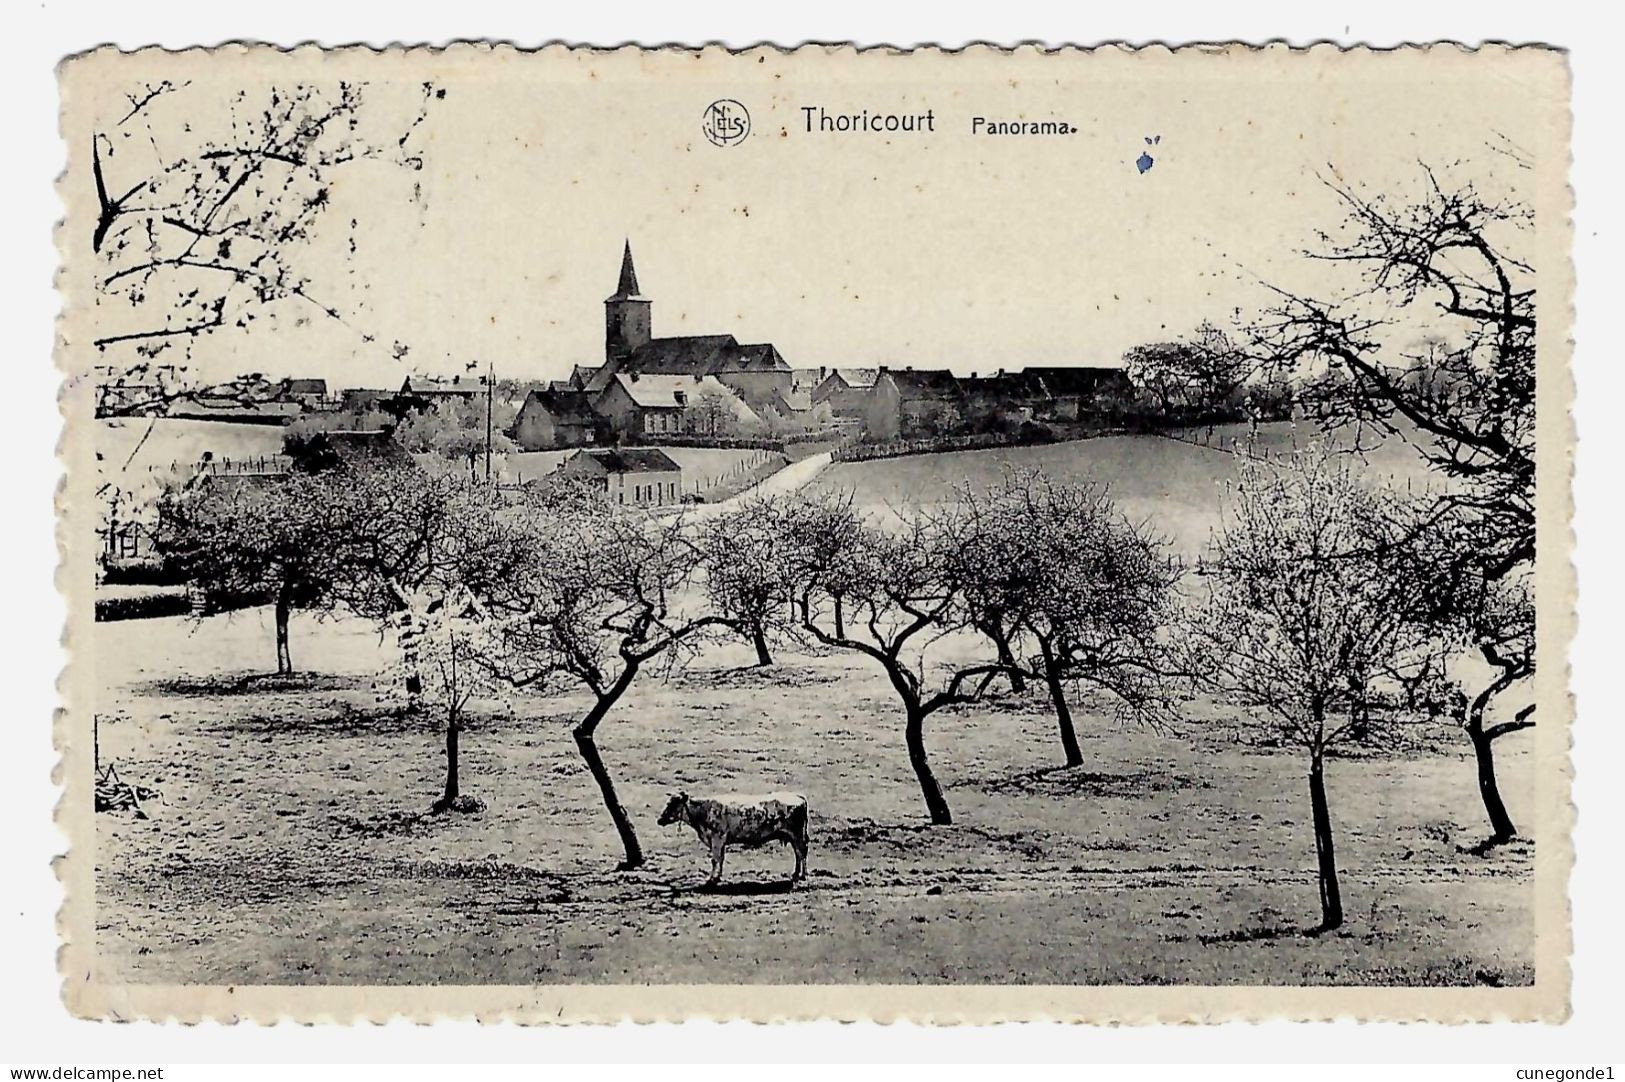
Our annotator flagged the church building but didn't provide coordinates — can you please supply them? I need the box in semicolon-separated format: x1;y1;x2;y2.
584;242;793;413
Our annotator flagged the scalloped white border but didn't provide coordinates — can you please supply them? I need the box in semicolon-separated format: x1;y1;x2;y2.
51;41;1576;1024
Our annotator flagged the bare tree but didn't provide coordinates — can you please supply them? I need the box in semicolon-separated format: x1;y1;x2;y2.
396;585;505;813
790;496;1015;825
1123;321;1252;421
1183;446;1444;932
155;471;357;674
1243;166;1537;841
473;495;725;869
696;496;801;667
90;79;440;413
944;471;1182;768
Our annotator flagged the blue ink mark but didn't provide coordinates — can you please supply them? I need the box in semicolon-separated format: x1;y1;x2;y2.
1136;135;1162;174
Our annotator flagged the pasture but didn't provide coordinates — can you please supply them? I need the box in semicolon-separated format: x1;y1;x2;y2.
93;603;1534;987
809;423;1436;557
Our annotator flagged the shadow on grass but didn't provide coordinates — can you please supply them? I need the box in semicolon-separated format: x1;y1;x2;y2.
974;765;1211;800
1198;923;1325;945
673;663;844;692
134;671;360;698
685;879;801;897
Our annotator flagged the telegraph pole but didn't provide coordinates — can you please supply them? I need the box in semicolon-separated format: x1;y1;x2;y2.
484;362;494;483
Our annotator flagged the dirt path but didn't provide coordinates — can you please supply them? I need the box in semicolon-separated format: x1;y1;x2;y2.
688;451;833;517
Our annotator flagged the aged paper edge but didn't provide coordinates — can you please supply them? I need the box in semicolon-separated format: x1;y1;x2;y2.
53;41;1576;1024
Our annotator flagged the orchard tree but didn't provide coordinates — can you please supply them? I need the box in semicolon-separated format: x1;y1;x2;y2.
474;496;725;869
1184;446;1444;932
696;496;801;667
1123;322;1251;420
155;470;357;674
390;395;518;481
791;496;1016;825
945;471;1182;768
1244;165;1538;842
394;585;507;813
89;78;440;412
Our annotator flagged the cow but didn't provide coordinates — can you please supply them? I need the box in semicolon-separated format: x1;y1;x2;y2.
657;790;809;886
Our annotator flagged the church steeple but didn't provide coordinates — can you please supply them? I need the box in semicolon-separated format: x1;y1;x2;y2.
604;239;652;362
612;240;642;299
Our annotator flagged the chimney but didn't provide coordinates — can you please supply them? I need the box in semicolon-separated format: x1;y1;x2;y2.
997;368;1006;377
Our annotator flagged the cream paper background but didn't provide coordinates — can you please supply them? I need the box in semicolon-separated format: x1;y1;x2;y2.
54;42;1574;1023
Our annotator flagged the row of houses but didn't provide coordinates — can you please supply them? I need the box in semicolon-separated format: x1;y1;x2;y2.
97;241;1137;452
504;242;1132;449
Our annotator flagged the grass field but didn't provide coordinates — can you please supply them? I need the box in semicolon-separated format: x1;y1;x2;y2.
809;422;1436;557
92;596;1535;986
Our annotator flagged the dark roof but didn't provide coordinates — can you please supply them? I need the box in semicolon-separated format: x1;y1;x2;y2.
281;378;328;396
609;241;643;299
965;370;1052;401
521;388;598;426
562;447;682;475
624;335;740;375
1023;366;1134;395
817;367;880;391
882;368;964;401
730;343;791;372
401;375;480;396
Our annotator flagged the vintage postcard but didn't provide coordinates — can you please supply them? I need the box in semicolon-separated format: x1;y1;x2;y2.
55;43;1572;1022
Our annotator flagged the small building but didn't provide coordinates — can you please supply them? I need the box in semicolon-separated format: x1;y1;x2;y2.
1020;366;1135;420
865;368;965;439
568;364;604;391
593;373;758;441
557;447;684;506
811;367;881;419
961;369;1053;427
513;388;601;450
277;378;333;411
400;375;482;400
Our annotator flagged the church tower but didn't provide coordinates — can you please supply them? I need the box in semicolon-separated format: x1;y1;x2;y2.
604;240;652;363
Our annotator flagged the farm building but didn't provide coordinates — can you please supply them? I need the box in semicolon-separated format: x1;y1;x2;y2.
277;378;333;410
557;447;684;506
513;388;601;450
593;373;759;441
864;368;966;439
1019;366;1135;419
811;367;881;418
400;375;482;400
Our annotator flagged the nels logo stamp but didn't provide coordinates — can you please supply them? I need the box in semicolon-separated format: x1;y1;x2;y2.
702;99;750;147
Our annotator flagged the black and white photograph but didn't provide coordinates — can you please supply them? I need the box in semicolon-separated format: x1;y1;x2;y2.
49;41;1572;1024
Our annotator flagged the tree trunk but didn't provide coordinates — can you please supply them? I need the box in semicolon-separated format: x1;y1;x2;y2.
833;595;845;639
1469;725;1518;843
750;621;773;667
989;623;1025;693
1308;752;1343;932
905;704;952;825
440;713;460;807
574;668;644;870
1041;645;1082;768
273;581;293;675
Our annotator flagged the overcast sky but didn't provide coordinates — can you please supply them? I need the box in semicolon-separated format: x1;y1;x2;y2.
67;47;1555;388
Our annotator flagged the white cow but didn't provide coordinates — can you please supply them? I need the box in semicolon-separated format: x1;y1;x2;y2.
658;790;809;886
